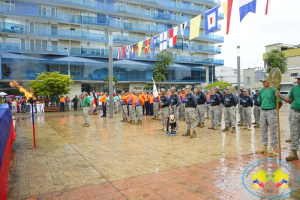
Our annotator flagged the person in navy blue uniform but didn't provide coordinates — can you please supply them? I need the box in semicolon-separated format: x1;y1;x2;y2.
253;88;261;128
208;88;221;130
182;85;197;138
215;86;224;126
170;86;181;131
241;89;253;130
159;88;170;132
196;85;207;128
222;86;238;133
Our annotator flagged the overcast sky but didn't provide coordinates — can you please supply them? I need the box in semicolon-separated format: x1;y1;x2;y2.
215;0;300;69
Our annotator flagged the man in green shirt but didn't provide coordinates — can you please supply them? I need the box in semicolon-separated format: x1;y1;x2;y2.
82;92;90;127
51;96;56;107
256;75;282;157
275;74;300;161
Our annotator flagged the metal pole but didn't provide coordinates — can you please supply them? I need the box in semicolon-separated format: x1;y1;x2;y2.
108;31;113;118
68;48;70;76
237;46;241;109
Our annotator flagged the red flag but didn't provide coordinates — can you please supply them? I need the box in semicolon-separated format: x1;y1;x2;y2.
122;46;126;59
145;38;151;55
226;0;233;35
265;0;270;15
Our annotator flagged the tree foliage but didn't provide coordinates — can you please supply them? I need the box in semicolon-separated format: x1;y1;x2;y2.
30;71;74;96
144;84;153;91
103;75;118;85
152;51;174;87
204;80;233;90
264;49;288;74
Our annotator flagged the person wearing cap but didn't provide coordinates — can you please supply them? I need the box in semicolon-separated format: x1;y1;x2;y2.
82;92;90;127
170;86;181;131
135;92;145;126
208;87;221;130
182;85;197;138
240;89;253;130
253;88;261;127
230;87;238;127
159;88;170;132
100;92;107;117
223;86;238;132
195;85;207;128
275;74;300;161
238;86;245;125
152;93;160;120
205;91;211;119
193;88;197;96
141;91;145;115
128;90;137;124
180;88;186;121
256;75;282;157
144;92;150;115
120;91;128;122
215;86;224;126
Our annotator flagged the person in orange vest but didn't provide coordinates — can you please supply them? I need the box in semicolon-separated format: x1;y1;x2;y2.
149;93;154;116
135;92;145;126
60;96;65;112
128;90;137;124
144;92;150;115
120;91;129;122
140;91;145;115
100;92;107;117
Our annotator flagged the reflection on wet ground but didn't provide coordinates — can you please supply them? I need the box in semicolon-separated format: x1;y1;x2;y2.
6;104;300;199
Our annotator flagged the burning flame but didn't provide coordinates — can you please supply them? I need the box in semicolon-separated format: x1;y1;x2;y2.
9;80;36;100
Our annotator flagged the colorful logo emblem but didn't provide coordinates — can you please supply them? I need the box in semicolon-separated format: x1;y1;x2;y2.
243;159;299;199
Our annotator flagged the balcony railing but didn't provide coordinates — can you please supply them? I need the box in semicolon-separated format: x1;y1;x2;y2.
0;42;224;65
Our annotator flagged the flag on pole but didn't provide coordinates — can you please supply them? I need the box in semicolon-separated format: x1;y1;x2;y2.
205;7;219;34
92;92;98;114
152;36;158;58
122;46;126;59
265;0;270;15
131;43;137;58
222;0;233;35
152;78;158;98
117;48;121;59
169;26;178;48
145;38;151;55
138;41;143;56
239;0;257;22
159;31;167;50
180;22;187;51
189;15;201;40
125;45;131;59
113;85;117;95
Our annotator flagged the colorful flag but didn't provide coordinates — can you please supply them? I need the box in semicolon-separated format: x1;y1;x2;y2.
205;7;219;34
113;85;117;95
169;26;178;48
122;46;126;59
265;0;270;15
138;41;143;56
223;0;233;35
239;0;257;22
92;92;98;114
180;22;187;51
131;43;137;58
126;45;132;59
189;15;201;40
152;36;158;58
117;48;121;59
153;78;158;98
159;31;167;50
145;38;151;55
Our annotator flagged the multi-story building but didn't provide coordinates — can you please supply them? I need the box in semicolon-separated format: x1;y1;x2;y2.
215;66;242;86
0;0;224;96
243;67;266;89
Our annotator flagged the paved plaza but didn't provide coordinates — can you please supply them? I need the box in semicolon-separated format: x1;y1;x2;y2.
6;103;300;199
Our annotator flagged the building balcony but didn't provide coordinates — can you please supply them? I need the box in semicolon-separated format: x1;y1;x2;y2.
0;42;224;65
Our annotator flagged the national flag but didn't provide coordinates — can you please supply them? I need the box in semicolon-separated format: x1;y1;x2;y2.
152;36;158;57
180;22;187;51
138;41;143;56
189;15;201;40
125;45;131;59
145;38;151;55
265;0;270;15
153;78;158;98
117;48;121;59
122;46;126;59
169;26;178;48
159;31;167;50
205;7;219;34
113;85;117;95
222;0;233;35
239;0;257;22
131;43;137;58
92;92;98;114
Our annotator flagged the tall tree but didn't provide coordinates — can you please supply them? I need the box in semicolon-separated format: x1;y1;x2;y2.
264;49;288;74
152;51;174;88
103;75;118;86
30;71;74;96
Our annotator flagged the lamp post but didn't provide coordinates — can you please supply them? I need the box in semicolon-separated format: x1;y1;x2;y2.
64;48;70;76
108;31;113;118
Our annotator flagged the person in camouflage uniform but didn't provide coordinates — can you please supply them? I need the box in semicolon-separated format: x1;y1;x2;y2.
208;88;221;130
255;75;282;157
195;85;207;128
253;88;261;128
240;89;253;130
238;86;244;126
159;88;170;132
222;86;238;133
182;85;197;138
205;91;211;119
170;87;181;131
275;75;300;161
179;88;186;121
152;93;160;120
215;86;224;126
119;91;128;122
135;92;144;126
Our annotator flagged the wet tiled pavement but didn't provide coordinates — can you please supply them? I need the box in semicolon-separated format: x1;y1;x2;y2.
6;104;300;199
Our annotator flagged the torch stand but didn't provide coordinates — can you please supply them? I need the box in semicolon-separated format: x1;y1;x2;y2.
28;99;42;150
